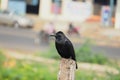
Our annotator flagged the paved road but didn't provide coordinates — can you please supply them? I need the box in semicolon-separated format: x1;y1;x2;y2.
0;26;120;59
0;26;48;52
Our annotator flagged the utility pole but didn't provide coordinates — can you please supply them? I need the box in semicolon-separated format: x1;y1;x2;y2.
109;0;114;26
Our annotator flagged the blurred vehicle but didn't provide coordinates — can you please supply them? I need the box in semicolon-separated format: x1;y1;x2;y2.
67;23;80;36
0;10;34;28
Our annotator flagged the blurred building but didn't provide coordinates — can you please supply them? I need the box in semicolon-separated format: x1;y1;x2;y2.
0;0;40;15
115;0;120;29
0;0;8;10
0;0;93;22
40;0;93;22
0;0;1;8
93;0;117;16
0;0;120;28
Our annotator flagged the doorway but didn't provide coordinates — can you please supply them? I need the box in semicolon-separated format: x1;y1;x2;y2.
26;0;40;14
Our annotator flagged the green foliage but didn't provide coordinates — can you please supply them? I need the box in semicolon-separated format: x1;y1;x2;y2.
0;61;57;80
76;69;120;80
76;70;102;80
76;40;109;64
38;40;109;65
37;43;60;60
0;50;6;66
0;49;120;80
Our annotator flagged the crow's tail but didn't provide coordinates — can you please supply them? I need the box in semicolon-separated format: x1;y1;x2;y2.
76;62;78;69
72;57;78;69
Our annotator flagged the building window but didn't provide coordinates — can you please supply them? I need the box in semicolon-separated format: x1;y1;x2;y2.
26;0;38;6
51;0;62;14
72;0;86;2
94;0;117;5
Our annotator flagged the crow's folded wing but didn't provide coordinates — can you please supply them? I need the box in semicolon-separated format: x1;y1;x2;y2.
65;40;76;61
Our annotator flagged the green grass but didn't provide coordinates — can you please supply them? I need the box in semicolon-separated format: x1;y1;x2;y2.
75;40;109;65
0;50;120;80
0;63;57;80
36;43;60;60
0;59;57;80
37;40;109;65
0;50;6;66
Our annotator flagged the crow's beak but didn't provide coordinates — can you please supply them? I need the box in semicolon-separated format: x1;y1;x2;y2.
49;34;56;37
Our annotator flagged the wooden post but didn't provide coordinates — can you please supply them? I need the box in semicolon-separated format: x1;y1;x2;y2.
58;58;76;80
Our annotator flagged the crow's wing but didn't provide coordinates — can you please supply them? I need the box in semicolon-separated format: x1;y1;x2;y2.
55;42;64;57
65;40;78;69
65;40;76;61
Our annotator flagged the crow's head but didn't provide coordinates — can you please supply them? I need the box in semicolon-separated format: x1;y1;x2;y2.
50;31;66;44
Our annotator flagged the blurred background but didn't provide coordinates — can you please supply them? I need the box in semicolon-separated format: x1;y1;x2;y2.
0;0;120;80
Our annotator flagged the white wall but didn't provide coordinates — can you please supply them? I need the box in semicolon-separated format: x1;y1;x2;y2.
0;0;8;10
39;0;51;20
115;0;120;29
39;0;93;22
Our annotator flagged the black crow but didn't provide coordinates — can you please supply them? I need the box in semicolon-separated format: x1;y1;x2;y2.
50;31;78;69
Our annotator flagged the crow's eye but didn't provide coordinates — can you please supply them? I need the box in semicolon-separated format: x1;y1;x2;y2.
57;35;62;39
57;34;61;37
58;35;61;37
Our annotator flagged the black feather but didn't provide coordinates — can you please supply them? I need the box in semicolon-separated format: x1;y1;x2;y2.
54;31;78;69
